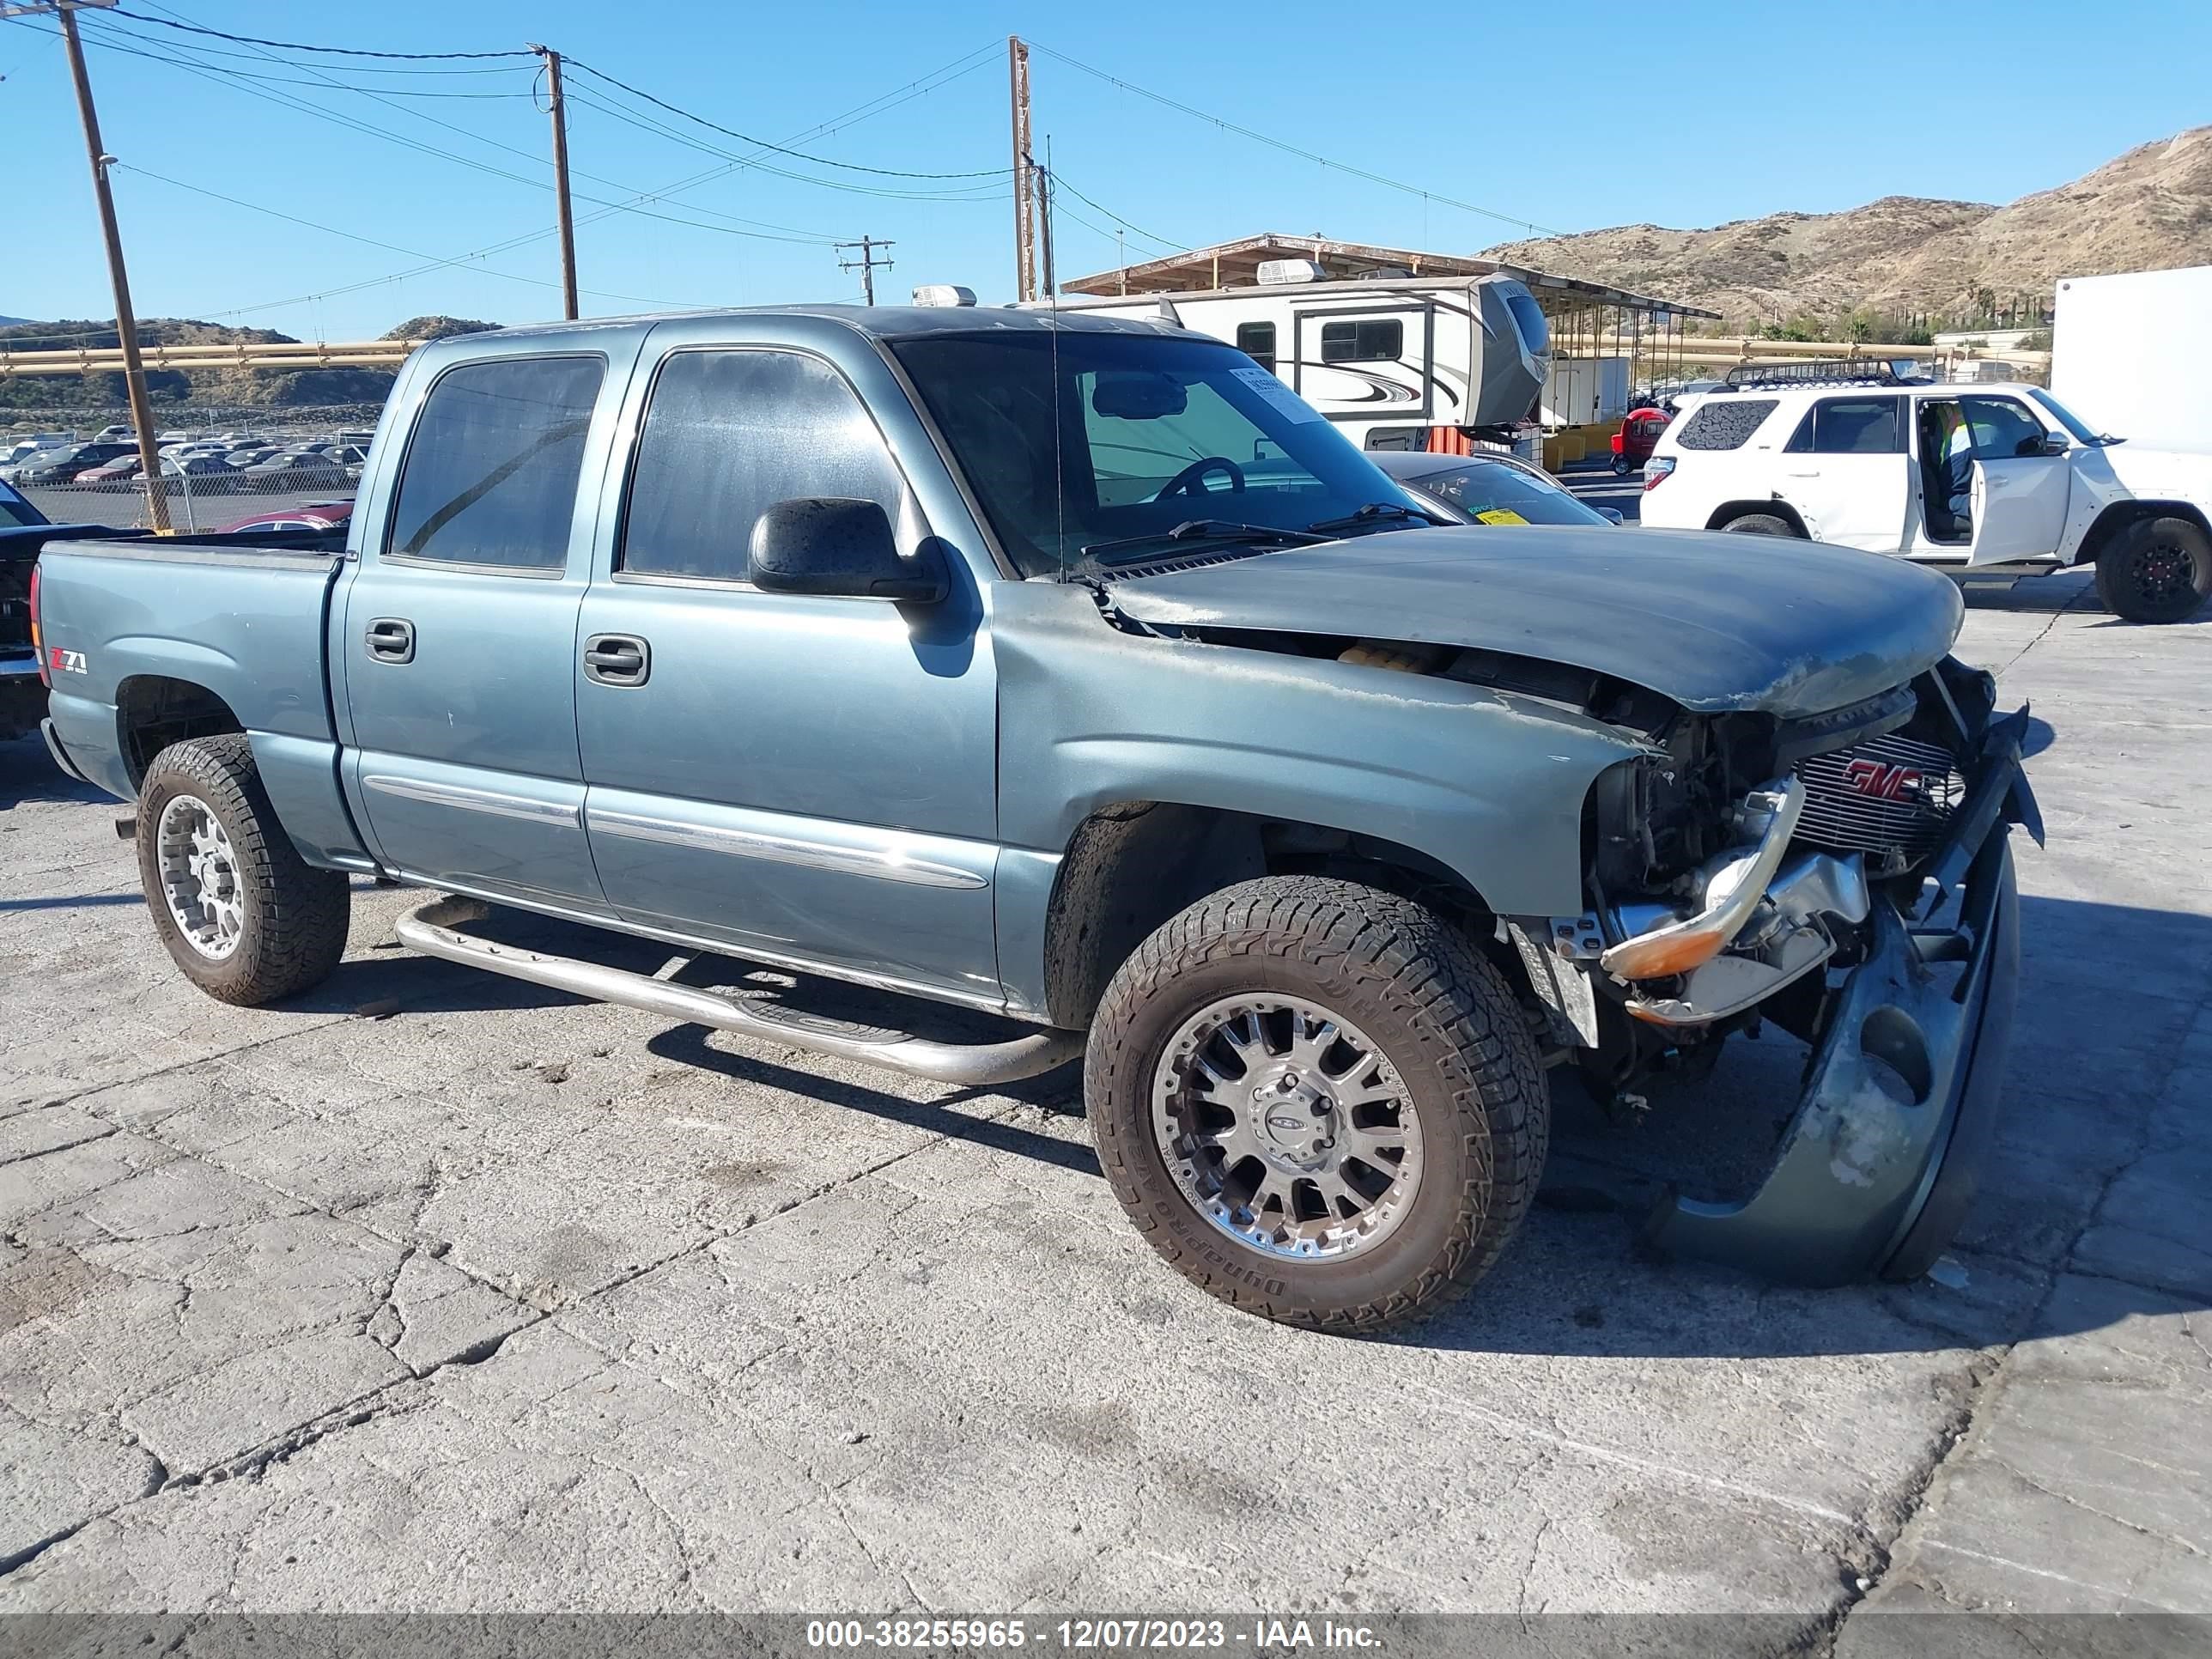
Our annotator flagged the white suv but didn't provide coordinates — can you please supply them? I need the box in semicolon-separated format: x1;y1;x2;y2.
1638;378;2212;623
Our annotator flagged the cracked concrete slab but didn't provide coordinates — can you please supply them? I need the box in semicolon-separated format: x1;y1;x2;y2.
2;585;2209;1619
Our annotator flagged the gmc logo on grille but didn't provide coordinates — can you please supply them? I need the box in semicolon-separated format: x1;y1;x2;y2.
1842;758;1923;800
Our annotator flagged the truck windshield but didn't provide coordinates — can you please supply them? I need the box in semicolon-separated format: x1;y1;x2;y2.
890;330;1407;577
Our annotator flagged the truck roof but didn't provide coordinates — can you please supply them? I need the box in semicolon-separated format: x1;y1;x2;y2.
447;303;1191;349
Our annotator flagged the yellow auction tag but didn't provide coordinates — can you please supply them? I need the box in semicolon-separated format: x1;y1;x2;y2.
1474;508;1528;526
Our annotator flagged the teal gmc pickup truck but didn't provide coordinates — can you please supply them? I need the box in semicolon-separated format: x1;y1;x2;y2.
30;303;2039;1331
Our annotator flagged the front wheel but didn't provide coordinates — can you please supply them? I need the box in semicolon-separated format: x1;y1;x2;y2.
2095;515;2212;623
136;733;351;1005
1722;512;1801;537
1611;455;1632;477
1086;877;1547;1332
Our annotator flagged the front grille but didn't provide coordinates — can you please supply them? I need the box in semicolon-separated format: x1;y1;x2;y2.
1795;731;1962;866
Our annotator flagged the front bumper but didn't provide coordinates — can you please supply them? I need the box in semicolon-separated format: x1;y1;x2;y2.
1642;709;2037;1285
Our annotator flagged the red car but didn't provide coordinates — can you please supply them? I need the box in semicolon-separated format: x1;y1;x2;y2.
211;500;356;535
1611;407;1672;476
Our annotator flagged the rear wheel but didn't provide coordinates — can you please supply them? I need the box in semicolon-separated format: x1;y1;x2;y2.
1086;876;1547;1332
1721;512;1801;538
2095;515;2212;623
136;734;350;1005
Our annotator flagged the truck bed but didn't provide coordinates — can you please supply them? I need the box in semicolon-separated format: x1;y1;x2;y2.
33;526;361;863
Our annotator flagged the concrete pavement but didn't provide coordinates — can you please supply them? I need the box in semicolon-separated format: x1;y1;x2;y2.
0;571;2206;1635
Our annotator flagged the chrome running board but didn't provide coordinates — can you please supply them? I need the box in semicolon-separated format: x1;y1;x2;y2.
396;896;1083;1087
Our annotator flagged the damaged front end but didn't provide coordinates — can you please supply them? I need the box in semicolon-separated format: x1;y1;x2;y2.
1510;658;2042;1285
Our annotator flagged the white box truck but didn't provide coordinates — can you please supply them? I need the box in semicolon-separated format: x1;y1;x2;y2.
2052;266;2212;451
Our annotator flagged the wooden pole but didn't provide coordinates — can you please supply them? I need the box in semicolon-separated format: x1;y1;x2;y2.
531;45;579;320
58;3;168;531
1008;38;1034;303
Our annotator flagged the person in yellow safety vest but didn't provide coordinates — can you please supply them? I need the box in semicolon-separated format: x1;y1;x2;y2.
1932;402;1975;541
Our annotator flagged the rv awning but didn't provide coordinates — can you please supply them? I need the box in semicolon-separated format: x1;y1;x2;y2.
1060;232;1718;319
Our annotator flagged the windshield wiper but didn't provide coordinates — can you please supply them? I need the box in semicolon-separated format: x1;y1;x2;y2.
1079;520;1325;560
1305;501;1441;535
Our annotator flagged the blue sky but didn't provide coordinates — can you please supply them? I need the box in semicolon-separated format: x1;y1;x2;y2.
3;0;2206;340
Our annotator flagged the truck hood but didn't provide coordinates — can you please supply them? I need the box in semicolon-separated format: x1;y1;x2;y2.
1101;525;1964;718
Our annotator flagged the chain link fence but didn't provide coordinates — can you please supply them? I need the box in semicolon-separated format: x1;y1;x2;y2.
18;467;360;531
5;416;370;531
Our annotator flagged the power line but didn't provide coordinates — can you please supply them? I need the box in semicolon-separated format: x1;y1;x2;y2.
110;162;697;308
106;5;532;60
560;56;1005;180
1027;40;1559;237
1044;166;1182;255
562;86;1006;204
64;15;852;243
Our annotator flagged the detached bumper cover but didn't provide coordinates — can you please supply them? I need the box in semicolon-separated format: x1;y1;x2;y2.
1643;714;2036;1285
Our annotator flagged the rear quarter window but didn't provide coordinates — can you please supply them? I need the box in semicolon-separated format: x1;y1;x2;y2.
1673;398;1780;451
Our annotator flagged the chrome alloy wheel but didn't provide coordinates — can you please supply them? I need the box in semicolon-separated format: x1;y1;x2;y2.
155;793;245;961
1152;994;1423;1260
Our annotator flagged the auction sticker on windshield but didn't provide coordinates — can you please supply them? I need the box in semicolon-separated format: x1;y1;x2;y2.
1231;365;1323;423
1474;508;1529;526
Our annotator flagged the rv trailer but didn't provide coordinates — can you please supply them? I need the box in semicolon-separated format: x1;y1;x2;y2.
1034;269;1553;452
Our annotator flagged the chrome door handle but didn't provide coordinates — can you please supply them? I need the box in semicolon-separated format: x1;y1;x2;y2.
365;617;415;664
583;633;651;687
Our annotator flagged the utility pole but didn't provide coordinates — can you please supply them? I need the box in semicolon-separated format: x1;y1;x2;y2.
15;0;169;531
529;44;578;320
836;237;894;307
1007;36;1035;303
1034;156;1055;300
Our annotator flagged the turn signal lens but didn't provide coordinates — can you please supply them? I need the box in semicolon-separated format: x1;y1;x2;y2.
1644;456;1676;492
1601;925;1729;981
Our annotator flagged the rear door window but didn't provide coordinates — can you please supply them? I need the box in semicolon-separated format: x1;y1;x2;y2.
1785;396;1904;454
1674;398;1779;450
386;355;604;571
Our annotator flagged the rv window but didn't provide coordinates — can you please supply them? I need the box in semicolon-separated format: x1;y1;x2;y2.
1320;319;1403;364
1235;322;1277;373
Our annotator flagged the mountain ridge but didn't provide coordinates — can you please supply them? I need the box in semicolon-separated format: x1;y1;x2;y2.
1481;127;2212;330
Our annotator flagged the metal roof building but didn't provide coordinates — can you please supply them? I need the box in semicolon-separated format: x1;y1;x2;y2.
1060;231;1717;319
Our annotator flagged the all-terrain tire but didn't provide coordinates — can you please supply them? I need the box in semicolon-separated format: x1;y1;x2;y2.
135;733;350;1005
1721;512;1801;537
2095;515;2212;623
1086;876;1547;1332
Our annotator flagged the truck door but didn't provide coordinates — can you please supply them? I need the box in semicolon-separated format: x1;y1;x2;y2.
1960;393;2073;567
340;350;623;911
1775;395;1911;551
572;333;1000;1002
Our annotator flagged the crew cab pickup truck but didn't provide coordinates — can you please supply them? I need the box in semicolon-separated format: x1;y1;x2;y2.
1639;377;2212;623
32;307;2039;1330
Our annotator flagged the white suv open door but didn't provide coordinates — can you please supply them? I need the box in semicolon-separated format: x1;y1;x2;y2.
1960;393;2073;567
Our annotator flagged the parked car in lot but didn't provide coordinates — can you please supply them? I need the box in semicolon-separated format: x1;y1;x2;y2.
2;481;52;740
74;453;233;492
1370;450;1624;526
32;305;2039;1330
239;448;353;490
4;441;135;485
212;500;355;535
1639;376;2212;622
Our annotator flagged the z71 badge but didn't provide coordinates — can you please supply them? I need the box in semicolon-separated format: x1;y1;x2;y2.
48;646;87;676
